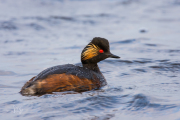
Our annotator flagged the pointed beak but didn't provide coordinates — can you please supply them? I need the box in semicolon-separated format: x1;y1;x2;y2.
107;53;120;58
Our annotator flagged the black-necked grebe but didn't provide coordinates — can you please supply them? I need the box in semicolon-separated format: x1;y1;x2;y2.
20;37;120;95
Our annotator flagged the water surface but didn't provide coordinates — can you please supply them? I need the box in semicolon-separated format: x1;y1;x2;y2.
0;0;180;119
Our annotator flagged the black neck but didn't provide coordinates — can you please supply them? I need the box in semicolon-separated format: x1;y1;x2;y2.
82;63;101;73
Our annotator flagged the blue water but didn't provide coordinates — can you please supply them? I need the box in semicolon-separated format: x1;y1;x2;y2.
0;0;180;119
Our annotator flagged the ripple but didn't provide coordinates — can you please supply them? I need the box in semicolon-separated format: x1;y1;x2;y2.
106;87;123;92
82;13;115;18
127;94;177;111
75;95;122;110
4;100;21;105
86;113;115;120
25;16;74;22
168;49;180;53
156;59;170;62
3;39;24;44
133;59;152;64
127;94;149;111
140;29;148;33
133;68;147;73
150;62;180;72
50;16;75;21
104;60;133;64
4;51;34;56
26;23;45;30
144;43;158;46
64;45;81;49
0;84;18;88
0;70;16;76
111;39;136;44
0;21;17;30
104;59;152;65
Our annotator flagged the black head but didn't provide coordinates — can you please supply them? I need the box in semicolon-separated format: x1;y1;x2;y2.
81;37;120;64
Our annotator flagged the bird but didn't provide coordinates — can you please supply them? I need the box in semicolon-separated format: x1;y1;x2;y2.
20;37;120;95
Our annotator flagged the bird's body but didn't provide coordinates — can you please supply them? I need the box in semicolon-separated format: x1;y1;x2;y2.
20;37;120;95
20;64;106;95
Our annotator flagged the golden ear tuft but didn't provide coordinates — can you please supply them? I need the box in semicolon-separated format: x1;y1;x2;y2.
82;44;100;60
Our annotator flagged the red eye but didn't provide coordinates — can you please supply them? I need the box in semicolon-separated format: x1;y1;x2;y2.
99;49;104;53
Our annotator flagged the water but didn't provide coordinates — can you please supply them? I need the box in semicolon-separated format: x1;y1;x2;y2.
0;0;180;119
